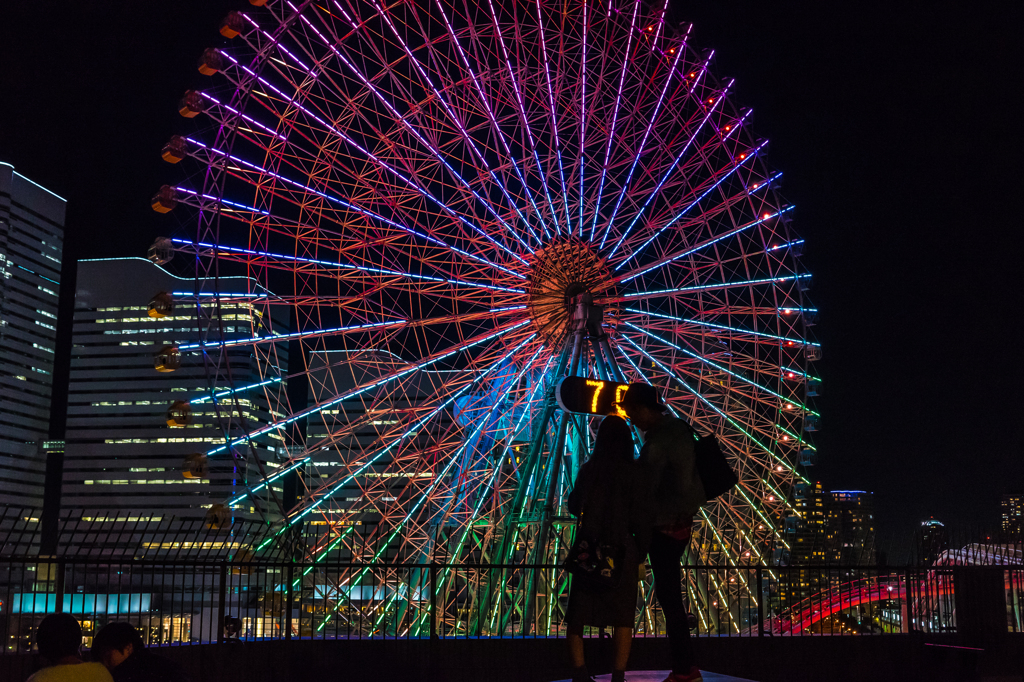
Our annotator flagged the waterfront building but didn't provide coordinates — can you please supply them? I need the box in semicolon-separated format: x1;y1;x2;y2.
918;518;948;564
826;490;876;565
61;257;288;522
0;163;65;508
1002;492;1023;540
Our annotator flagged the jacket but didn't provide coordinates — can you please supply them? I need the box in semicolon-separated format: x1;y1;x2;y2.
638;415;707;526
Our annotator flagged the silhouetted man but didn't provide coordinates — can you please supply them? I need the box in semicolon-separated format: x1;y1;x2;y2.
619;382;707;682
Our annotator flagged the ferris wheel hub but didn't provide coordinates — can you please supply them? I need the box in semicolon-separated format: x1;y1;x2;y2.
526;238;619;346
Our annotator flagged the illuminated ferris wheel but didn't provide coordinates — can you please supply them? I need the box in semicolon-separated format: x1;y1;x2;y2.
153;0;819;632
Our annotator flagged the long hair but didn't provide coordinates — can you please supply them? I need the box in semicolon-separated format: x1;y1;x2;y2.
591;415;633;465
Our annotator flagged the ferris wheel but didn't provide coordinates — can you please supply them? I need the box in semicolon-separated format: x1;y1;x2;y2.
153;0;819;632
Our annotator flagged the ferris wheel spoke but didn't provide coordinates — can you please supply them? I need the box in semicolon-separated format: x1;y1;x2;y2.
171;238;526;295
596;32;688;250
358;0;543;249
623;307;818;355
588;0;641;241
295;337;541;569
533;0;573;235
613;137;769;270
602;56;727;257
613;177;786;284
485;0;563;236
206;318;531;458
188;133;526;280
217;50;527;268
615;273;811;303
283;9;533;259
245;331;540;518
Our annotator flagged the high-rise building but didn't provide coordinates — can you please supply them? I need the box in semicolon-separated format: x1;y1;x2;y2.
777;481;829;608
1002;493;1023;540
61;257;287;521
918;518;948;564
826;490;876;565
0;163;65;508
790;481;828;563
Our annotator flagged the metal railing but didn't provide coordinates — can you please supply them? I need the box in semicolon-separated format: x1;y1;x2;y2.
3;557;1022;654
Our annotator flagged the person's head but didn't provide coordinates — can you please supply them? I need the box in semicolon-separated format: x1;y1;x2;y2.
92;622;144;670
591;415;633;464
617;382;666;431
35;613;83;663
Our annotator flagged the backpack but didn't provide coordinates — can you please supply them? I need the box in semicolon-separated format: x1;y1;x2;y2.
689;423;738;500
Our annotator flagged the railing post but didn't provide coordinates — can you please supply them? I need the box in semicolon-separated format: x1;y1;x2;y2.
429;561;439;641
904;568;914;633
756;566;764;637
285;563;294;641
53;559;66;613
217;562;227;644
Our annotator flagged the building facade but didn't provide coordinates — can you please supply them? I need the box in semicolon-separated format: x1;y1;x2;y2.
0;163;65;508
61;257;287;522
1002;493;1023;540
826;490;876;565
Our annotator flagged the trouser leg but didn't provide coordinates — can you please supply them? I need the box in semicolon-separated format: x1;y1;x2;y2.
649;532;695;674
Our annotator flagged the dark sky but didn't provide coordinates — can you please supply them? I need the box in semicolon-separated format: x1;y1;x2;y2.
2;1;1021;547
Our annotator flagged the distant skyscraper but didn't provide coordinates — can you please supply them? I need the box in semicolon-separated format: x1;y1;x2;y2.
826;490;876;565
1002;493;1023;540
61;257;287;521
0;163;65;508
918;518;948;564
790;481;828;563
778;481;829;607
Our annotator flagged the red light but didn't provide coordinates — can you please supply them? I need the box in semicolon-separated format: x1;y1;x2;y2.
739;153;746;160
768;495;775;501
763;213;771;219
725;125;731;131
689;72;696;77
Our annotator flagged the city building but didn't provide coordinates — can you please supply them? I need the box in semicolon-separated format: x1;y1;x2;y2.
1002;492;1023;540
790;481;829;563
826;490;876;565
0;163;65;509
918;518;948;564
61;257;288;522
777;481;829;608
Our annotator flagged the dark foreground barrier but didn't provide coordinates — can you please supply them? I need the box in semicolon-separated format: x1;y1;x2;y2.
3;633;1022;682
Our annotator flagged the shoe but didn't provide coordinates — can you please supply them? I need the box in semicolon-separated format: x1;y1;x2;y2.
662;667;702;682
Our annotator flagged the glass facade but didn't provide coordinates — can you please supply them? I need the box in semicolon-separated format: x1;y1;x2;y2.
0;163;65;507
62;257;287;520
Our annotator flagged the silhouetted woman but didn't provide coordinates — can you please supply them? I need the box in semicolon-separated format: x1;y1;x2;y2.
566;415;651;682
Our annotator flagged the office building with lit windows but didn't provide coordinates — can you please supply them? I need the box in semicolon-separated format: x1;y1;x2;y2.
1002;493;1023;540
61;257;288;521
0;163;65;508
778;481;829;607
826;490;876;565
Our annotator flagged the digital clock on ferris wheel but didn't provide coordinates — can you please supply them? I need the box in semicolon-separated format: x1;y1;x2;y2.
555;377;631;417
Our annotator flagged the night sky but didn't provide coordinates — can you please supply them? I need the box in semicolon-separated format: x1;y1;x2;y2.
2;1;1021;550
